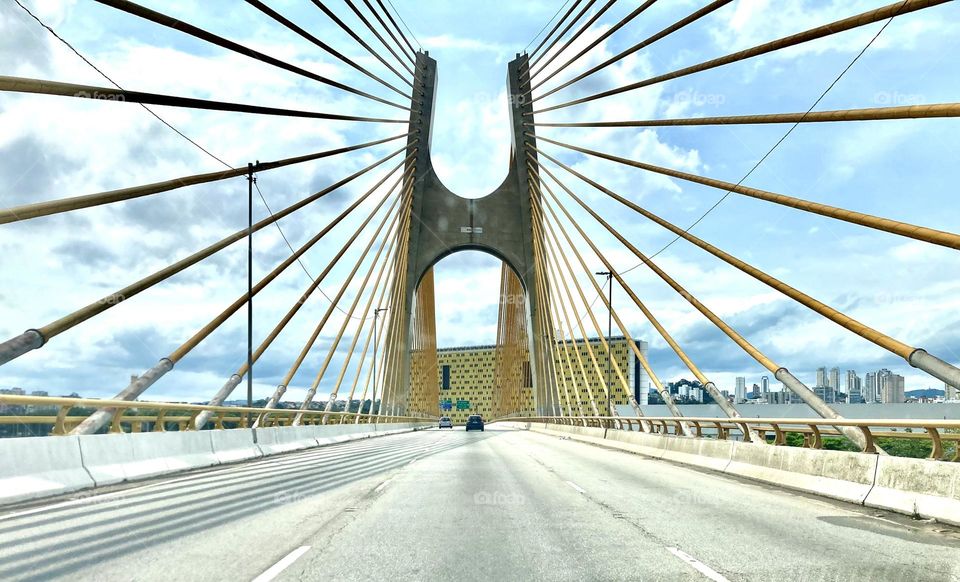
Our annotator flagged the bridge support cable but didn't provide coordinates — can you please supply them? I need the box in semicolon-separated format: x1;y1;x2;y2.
530;213;593;420
195;167;410;429
533;159;884;449
301;196;409;425
70;162;404;435
527;0;601;72
0;76;407;123
532;205;630;418
342;0;416;77
530;0;732;104
527;0;586;64
0;132;410;225
530;216;601;417
336;254;397;423
256;169;411;423
534;185;683;426
528;102;960;128
371;178;415;420
373;0;419;59
243;0;414;103
360;0;417;66
408;268;440;417
537;180;685;422
534;146;960;391
383;190;416;418
91;0;408;110
535;136;960;251
531;0;947;114
533;159;759;439
523;0;658;97
492;266;537;418
527;0;616;82
0;145;411;369
309;0;415;88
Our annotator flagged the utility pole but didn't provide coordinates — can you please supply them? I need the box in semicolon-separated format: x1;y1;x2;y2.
372;307;388;422
596;271;613;419
246;162;257;427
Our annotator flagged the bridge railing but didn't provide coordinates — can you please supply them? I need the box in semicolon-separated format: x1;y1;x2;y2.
0;394;435;435
495;415;960;460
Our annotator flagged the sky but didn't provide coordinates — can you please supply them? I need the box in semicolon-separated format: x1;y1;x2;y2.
0;0;958;404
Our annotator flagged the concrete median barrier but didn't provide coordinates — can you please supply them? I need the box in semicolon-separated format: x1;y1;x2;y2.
209;428;261;464
865;455;960;526
253;426;318;455
0;435;95;504
725;441;878;504
79;431;219;486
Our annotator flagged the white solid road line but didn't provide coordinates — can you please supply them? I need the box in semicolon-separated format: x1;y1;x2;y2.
565;480;586;494
667;547;730;582
251;545;311;582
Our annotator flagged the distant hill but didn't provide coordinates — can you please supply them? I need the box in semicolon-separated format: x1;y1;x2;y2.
906;388;944;398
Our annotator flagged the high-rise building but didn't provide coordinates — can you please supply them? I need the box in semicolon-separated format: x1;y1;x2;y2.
877;369;893;403
880;373;905;403
846;370;862;403
814;385;836;404
760;376;769;394
735;376;746;403
864;372;877;403
816;367;828;388
829;367;840;392
947;382;959;402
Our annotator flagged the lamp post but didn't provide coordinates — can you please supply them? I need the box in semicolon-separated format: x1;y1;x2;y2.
372;307;388;421
595;271;613;419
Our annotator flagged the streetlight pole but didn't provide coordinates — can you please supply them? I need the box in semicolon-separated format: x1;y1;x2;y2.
372;307;388;422
246;162;257;427
596;271;613;418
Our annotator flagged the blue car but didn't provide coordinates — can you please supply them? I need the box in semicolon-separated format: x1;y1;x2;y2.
465;414;484;432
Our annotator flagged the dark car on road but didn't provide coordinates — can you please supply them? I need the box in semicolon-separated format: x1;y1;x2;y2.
465;414;484;432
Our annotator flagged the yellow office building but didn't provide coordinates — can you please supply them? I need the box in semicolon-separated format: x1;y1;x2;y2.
436;336;649;422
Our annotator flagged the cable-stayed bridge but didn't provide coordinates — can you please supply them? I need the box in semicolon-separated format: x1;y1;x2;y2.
1;1;960;580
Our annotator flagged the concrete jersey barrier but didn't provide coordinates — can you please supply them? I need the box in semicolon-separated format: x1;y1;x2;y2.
0;435;94;504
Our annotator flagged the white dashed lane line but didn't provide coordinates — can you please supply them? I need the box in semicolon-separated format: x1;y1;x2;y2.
565;480;586;494
667;547;730;582
252;546;311;582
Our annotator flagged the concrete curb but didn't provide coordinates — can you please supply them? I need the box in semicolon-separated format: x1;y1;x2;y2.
523;422;959;524
0;435;95;504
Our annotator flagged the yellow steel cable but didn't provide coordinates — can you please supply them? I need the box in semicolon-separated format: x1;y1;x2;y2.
533;215;614;414
533;148;925;360
265;170;411;406
532;221;599;416
535;190;679;422
169;167;408;364
536;136;960;251
21;146;414;350
531;0;948;113
0;133;411;224
529;102;960;128
297;183;412;417
537;164;751;427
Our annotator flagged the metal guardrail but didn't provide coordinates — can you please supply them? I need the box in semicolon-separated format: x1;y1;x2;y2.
494;415;960;460
0;394;435;435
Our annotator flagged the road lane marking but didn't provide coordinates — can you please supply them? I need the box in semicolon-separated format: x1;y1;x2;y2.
565;481;586;494
252;545;311;582
667;547;730;582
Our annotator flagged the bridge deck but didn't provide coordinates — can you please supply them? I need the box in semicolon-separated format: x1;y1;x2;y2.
0;426;957;581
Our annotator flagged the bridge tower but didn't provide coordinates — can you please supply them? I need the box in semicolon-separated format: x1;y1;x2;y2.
397;52;556;416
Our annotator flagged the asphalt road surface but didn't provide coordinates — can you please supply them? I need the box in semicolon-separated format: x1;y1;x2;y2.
1;425;958;581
